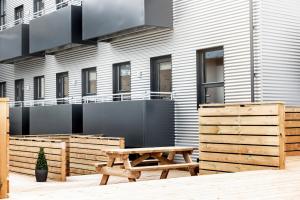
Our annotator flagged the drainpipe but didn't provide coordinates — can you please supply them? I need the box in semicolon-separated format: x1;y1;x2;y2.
249;0;255;102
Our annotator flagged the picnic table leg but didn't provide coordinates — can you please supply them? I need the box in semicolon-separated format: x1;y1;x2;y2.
183;152;197;176
123;155;137;182
100;157;116;185
160;152;176;179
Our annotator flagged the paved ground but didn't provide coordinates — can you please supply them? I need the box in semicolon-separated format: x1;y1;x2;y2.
6;157;300;200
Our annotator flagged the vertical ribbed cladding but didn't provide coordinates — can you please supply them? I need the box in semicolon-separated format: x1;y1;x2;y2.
260;0;300;105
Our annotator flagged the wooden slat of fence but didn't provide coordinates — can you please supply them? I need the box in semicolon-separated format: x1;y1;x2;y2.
0;99;9;199
285;107;300;156
199;103;285;174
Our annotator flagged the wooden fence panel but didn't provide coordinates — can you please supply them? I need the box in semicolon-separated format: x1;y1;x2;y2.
9;137;67;181
285;107;300;156
0;99;9;199
69;135;125;175
199;102;286;175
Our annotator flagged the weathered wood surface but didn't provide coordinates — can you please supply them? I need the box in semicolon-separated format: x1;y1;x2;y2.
199;103;286;174
103;147;197;155
9;137;67;181
0;99;9;199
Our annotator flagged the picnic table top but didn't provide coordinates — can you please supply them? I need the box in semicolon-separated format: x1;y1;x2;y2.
103;146;198;155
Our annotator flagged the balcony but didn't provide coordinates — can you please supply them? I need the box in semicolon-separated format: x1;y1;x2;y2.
9;92;175;147
82;0;173;41
0;24;31;64
29;5;91;54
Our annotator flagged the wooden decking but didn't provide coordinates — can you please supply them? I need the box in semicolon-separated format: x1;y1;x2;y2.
8;156;300;199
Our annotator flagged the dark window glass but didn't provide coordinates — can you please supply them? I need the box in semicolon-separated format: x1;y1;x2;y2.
34;76;45;100
82;67;97;96
33;0;44;17
151;55;172;95
113;62;131;93
56;0;68;10
14;5;23;25
0;82;6;97
15;79;24;102
0;0;6;27
197;48;224;105
56;72;69;99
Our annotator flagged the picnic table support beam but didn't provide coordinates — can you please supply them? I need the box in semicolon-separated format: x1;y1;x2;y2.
183;152;198;176
160;152;176;179
100;157;116;185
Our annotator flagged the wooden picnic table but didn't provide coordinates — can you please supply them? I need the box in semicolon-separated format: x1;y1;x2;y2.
95;146;199;185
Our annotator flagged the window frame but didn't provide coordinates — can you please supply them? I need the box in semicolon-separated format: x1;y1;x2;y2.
56;0;68;10
33;0;44;16
82;67;97;96
113;61;131;94
34;75;45;100
14;5;24;25
56;72;69;99
15;79;24;102
0;0;6;26
150;55;172;93
197;47;225;106
0;82;6;98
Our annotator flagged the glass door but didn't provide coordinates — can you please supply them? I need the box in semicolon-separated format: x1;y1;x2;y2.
15;79;24;102
56;72;69;103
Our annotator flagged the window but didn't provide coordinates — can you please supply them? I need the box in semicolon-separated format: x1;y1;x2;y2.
14;5;23;25
113;62;131;101
33;0;44;18
15;79;24;102
82;67;97;96
56;0;68;10
34;76;45;100
0;82;6;97
56;72;69;100
197;47;224;105
151;55;172;98
0;0;6;27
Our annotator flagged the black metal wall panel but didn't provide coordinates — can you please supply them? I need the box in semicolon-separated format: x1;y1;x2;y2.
0;24;29;63
10;107;30;135
83;100;174;147
82;0;173;40
29;6;83;54
29;104;82;134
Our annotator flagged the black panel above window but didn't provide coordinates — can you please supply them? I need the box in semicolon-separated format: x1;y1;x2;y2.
0;82;6;97
197;47;224;106
82;67;97;96
34;76;45;100
151;55;172;99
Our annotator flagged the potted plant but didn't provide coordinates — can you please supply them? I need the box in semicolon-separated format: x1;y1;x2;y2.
35;147;48;182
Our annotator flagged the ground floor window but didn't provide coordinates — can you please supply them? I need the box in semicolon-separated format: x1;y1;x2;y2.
34;76;45;100
15;79;24;102
0;82;6;97
113;62;131;101
197;47;224;105
151;55;172;98
82;67;97;96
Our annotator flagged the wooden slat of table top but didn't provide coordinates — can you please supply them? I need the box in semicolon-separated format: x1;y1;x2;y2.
103;147;198;155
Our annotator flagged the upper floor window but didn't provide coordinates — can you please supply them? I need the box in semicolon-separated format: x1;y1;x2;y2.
0;82;6;97
113;62;131;101
197;47;224;105
151;55;172;98
0;0;6;27
56;0;68;10
15;79;24;102
33;0;44;18
82;67;97;96
14;5;24;25
34;76;45;100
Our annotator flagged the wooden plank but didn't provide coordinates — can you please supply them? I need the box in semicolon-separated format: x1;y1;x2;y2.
200;152;280;167
70;137;123;146
69;163;96;171
286;121;300;128
129;163;199;172
69;143;121;150
285;107;300;113
285;128;300;136
200;161;278;172
286;144;300;151
9;150;62;161
200;126;280;136
200;116;279;126
9;161;62;174
285;113;300;120
103;147;197;155
200;143;280;156
98;167;140;179
200;135;280;146
286;136;300;143
9;156;62;167
10;138;63;149
9;145;63;155
69;152;108;161
69;148;107;156
199;104;279;116
286;151;300;156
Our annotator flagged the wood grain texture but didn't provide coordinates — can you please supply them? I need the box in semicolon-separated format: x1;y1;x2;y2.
285;107;300;156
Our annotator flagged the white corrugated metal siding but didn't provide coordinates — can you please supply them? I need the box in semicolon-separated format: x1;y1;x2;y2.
260;0;300;105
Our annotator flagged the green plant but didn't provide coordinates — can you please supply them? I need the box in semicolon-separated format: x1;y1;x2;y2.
36;147;48;170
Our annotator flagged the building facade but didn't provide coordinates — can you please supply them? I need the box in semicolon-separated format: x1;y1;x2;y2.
0;0;300;149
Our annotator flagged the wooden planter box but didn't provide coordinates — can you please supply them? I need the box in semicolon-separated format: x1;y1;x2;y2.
199;102;286;175
285;107;300;156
